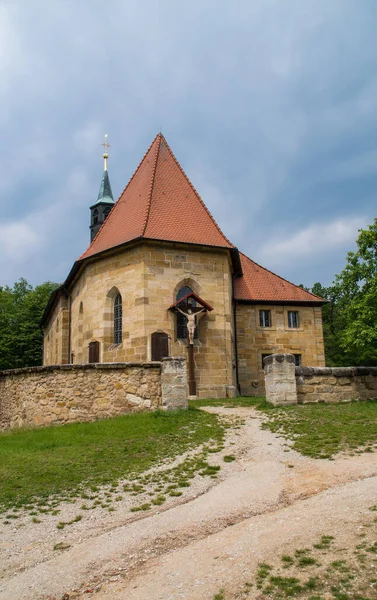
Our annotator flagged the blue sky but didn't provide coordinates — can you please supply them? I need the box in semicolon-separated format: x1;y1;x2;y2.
1;0;376;289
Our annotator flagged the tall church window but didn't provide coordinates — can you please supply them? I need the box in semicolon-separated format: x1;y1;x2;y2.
114;293;122;344
93;209;99;225
176;286;198;341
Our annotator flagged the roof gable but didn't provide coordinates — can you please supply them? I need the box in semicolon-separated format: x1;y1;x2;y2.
79;134;233;261
234;253;324;304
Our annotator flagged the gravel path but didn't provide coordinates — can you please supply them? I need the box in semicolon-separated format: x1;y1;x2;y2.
1;406;376;600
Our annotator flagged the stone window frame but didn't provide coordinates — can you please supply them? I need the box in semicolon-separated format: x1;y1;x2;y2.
104;286;124;350
114;293;123;344
293;353;302;366
286;310;302;330
259;309;272;328
256;306;276;331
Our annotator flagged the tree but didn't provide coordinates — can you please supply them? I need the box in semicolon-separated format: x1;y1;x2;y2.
309;218;377;367
310;282;348;366
0;279;58;370
333;218;377;365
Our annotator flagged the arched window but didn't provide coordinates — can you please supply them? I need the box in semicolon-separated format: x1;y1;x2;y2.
176;286;198;341
114;293;122;344
93;208;99;225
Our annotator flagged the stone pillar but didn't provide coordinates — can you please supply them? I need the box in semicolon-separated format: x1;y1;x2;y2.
161;357;188;410
263;354;297;406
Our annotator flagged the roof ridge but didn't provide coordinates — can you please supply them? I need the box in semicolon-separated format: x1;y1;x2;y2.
238;251;324;301
160;134;234;248
142;133;161;237
78;134;161;261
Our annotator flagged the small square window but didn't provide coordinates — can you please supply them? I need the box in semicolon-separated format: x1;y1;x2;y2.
260;310;271;327
288;311;299;328
293;354;301;366
262;353;272;368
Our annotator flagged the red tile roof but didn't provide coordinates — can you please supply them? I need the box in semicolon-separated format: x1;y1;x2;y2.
234;252;323;303
79;134;233;260
78;133;323;305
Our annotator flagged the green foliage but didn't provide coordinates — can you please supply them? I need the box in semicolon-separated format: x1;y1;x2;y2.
0;278;58;370
310;218;377;366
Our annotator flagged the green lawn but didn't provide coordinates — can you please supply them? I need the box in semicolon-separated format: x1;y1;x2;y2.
2;398;377;514
191;397;377;459
0;406;224;512
259;400;377;459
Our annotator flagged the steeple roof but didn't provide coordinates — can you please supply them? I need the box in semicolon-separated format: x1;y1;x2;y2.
80;134;233;261
91;170;114;208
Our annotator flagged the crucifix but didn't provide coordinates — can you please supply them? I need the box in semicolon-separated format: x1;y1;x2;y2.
175;306;206;345
169;292;213;398
176;305;206;396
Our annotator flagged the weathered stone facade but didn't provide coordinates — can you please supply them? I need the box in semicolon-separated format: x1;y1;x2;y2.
236;304;325;395
296;366;377;404
43;293;70;365
264;354;377;405
0;358;187;432
44;241;237;399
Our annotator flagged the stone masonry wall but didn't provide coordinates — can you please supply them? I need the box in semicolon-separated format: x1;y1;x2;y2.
236;304;325;396
43;294;70;365
264;354;297;406
44;241;237;399
0;360;188;431
296;366;377;404
263;354;377;405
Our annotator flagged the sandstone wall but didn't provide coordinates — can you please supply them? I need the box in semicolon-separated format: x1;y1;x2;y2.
43;293;70;365
0;363;162;431
296;366;377;404
44;241;237;399
263;354;377;405
142;242;237;399
236;304;325;396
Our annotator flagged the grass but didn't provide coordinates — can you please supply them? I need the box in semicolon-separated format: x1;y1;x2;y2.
0;406;224;513
192;397;377;459
218;521;377;599
259;399;377;458
2;396;376;515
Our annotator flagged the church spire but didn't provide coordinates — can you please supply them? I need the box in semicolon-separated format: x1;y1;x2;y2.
89;135;115;242
103;133;110;171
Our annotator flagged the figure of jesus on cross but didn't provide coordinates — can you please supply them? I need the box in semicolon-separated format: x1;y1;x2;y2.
176;306;206;345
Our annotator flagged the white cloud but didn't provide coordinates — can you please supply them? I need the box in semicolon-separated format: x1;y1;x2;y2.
0;221;41;263
257;216;369;269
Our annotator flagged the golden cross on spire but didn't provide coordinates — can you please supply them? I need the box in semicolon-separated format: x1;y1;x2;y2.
102;134;110;171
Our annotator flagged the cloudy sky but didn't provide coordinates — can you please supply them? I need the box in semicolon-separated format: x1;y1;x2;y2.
1;0;376;289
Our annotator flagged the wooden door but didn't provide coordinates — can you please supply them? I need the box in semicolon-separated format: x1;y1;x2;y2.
151;332;169;361
88;341;100;363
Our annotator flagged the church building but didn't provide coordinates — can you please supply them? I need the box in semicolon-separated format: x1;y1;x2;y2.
41;134;325;398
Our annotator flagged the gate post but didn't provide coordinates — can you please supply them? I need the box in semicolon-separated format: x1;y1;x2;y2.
161;357;188;410
264;354;297;405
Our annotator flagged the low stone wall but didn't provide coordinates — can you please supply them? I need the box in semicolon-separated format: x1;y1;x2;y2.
296;365;377;404
264;354;377;405
0;357;188;431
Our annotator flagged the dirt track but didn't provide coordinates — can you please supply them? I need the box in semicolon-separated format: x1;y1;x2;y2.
1;406;376;600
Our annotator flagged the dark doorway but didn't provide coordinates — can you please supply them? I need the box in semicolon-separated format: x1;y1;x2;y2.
151;332;169;361
88;341;100;363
